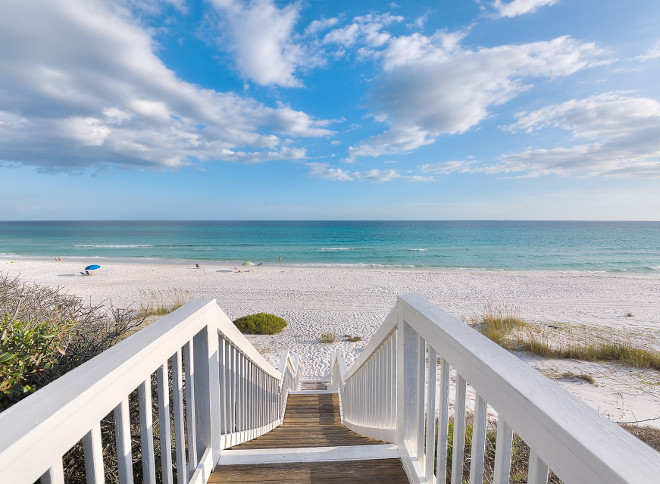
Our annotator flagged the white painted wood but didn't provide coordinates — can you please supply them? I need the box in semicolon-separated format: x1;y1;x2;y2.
451;375;467;484
0;298;292;484
184;340;197;473
139;379;156;484
344;306;397;381
436;358;450;484
40;459;64;484
397;294;660;483
156;363;173;484
402;321;420;447
1;300;253;482
341;420;398;444
187;448;213;484
424;347;437;482
493;419;513;484
399;439;429;484
113;397;133;484
171;349;187;484
211;304;280;380
415;338;426;459
83;422;104;484
469;394;488;484
528;449;549;484
218;444;400;465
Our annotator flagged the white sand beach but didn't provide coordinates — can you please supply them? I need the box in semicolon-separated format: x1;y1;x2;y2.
2;257;659;428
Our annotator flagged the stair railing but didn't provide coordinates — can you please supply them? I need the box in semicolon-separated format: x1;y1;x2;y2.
331;294;660;484
0;299;300;484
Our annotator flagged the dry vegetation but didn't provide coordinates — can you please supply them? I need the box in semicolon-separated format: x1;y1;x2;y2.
472;303;660;371
137;288;191;318
0;274;187;482
319;331;338;343
438;415;562;484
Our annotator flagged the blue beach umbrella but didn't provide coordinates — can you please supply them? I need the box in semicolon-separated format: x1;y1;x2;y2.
85;264;101;271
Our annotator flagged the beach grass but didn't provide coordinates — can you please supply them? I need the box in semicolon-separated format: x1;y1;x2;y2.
137;288;191;318
319;331;337;343
474;305;660;371
344;334;363;342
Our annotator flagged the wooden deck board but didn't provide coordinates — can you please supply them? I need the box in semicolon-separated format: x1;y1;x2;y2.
230;393;386;449
212;392;408;482
209;459;409;483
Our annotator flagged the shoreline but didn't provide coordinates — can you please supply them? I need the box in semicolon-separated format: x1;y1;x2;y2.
2;256;659;428
2;253;659;275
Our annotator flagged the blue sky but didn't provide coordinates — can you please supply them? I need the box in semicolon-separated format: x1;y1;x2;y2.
1;0;660;220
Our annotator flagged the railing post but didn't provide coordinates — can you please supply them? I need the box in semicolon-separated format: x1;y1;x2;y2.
192;321;221;466
397;302;420;448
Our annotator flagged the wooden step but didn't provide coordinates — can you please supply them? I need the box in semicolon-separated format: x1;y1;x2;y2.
210;391;408;482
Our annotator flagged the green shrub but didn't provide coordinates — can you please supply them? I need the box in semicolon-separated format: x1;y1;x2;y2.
0;315;77;405
233;313;287;334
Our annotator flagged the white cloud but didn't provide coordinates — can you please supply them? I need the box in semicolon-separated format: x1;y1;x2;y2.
0;0;332;171
492;0;557;18
307;163;431;182
498;93;660;177
637;42;660;62
307;162;353;181
305;17;339;36
349;34;603;159
420;160;476;174
323;13;403;51
210;0;319;87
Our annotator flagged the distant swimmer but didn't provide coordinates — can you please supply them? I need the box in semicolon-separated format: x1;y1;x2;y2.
279;256;282;263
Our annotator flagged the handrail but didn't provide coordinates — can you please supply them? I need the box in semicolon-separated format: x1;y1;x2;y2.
331;294;660;484
0;299;300;484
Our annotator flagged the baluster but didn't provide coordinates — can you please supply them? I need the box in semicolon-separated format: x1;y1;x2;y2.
241;355;247;432
390;333;397;428
424;347;437;482
378;345;385;427
40;458;64;484
138;379;156;484
157;363;173;484
230;345;236;437
469;394;488;484
416;337;426;459
83;422;104;484
172;349;187;484
184;340;197;473
219;338;226;437
382;347;387;426
527;449;549;484
451;375;467;484
437;358;450;483
113;396;133;484
493;418;513;484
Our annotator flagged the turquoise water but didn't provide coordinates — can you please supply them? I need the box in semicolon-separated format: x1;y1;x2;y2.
0;221;659;272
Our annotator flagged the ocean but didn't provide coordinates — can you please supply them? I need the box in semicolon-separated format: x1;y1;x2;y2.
0;221;659;272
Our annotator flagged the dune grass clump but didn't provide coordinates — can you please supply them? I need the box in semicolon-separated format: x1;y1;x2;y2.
233;313;287;334
137;288;191;318
319;331;337;343
474;303;527;345
344;334;363;342
473;304;660;371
